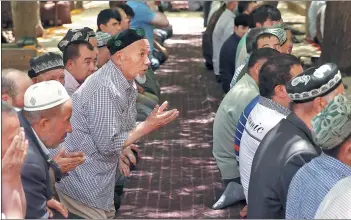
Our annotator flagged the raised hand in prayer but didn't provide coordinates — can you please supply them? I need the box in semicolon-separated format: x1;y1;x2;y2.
47;198;68;218
2;127;28;177
53;147;85;174
145;101;179;132
2;127;28;219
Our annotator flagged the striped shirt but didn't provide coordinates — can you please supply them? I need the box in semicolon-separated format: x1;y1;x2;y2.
56;60;137;211
230;55;250;89
286;153;351;219
238;96;290;201
234;95;259;164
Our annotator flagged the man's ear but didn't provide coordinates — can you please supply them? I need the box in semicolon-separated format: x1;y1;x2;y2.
31;77;37;84
99;24;105;32
312;97;325;113
38;117;50;133
344;139;351;162
254;62;262;74
273;85;287;98
65;59;73;71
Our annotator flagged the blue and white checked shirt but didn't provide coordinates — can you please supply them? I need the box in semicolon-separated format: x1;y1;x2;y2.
55;60;137;211
286;153;351;219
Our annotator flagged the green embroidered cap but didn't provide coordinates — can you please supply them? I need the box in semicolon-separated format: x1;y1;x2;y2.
107;28;146;55
257;27;287;45
312;94;351;150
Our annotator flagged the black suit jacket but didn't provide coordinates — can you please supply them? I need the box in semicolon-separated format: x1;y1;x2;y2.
19;112;53;219
247;112;322;219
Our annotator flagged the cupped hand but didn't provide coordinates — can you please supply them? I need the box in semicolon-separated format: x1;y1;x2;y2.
53;147;85;174
145;101;179;131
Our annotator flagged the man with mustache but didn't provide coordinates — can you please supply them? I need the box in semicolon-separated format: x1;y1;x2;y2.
54;29;179;219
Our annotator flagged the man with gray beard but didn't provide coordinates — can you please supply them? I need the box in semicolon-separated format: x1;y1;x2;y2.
53;29;179;219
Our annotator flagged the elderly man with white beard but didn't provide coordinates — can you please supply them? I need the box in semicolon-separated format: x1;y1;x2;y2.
95;31;158;122
53;28;179;219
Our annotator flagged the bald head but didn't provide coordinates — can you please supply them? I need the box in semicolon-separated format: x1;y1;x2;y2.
1;69;33;109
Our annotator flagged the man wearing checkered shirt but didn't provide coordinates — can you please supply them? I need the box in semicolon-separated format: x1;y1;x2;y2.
286;94;351;219
54;29;179;219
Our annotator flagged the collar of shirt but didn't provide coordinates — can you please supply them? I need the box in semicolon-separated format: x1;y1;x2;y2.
242;73;259;92
232;32;242;41
31;128;51;160
64;69;81;90
105;60;136;92
259;96;291;116
319;153;351;176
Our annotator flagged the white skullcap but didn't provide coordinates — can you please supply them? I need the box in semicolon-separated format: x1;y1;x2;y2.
24;80;70;112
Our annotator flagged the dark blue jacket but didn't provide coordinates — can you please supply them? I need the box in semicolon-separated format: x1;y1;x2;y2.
19;112;53;219
219;33;241;93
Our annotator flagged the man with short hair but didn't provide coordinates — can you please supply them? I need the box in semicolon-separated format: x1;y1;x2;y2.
229;27;264;89
97;9;123;36
212;48;280;210
54;29;179;219
235;54;302;204
235;4;282;70
212;1;238;81
1;102;28;219
28;52;65;85
118;3;135;22
115;7;130;31
20;80;74;219
1;69;33;110
61;40;96;96
286;94;351;219
247;63;345;218
219;13;251;93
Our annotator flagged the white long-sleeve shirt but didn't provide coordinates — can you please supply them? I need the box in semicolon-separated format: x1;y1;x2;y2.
212;9;236;75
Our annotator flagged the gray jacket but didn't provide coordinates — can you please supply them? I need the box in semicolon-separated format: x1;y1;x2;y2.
19;112;53;219
247;112;322;219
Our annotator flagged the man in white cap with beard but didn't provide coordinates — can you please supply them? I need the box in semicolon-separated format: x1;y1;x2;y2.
54;28;179;219
19;80;79;219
